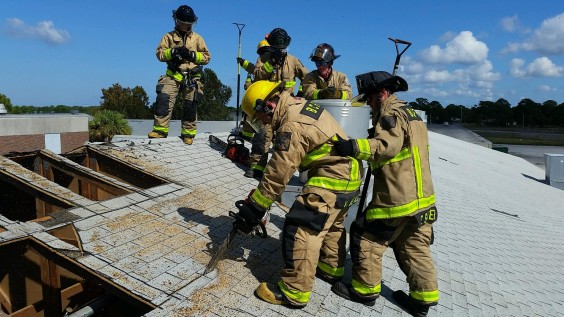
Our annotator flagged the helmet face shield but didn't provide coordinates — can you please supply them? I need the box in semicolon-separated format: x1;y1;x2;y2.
310;43;339;63
310;47;332;63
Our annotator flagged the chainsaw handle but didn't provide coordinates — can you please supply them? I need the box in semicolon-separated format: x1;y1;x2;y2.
230;204;268;238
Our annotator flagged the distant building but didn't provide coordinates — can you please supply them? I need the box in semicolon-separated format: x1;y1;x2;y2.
0;114;89;154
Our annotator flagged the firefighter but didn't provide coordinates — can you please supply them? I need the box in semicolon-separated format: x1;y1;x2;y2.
233;80;362;308
302;43;353;100
237;40;271;142
331;71;439;316
245;28;308;179
147;5;211;145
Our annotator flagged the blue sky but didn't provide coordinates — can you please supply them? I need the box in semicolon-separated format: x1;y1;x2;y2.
1;0;563;108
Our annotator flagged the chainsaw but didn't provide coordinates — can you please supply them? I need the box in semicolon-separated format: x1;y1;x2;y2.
204;200;269;274
209;134;250;164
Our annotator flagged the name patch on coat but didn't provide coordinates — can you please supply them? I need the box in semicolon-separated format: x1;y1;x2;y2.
274;132;292;151
300;101;323;120
401;106;422;121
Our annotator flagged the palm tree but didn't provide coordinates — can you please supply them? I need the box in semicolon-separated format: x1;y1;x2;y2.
88;110;132;142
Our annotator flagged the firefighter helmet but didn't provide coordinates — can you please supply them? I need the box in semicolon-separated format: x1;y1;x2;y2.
310;43;340;63
242;81;284;117
355;71;408;100
256;39;270;55
266;28;291;49
173;5;197;24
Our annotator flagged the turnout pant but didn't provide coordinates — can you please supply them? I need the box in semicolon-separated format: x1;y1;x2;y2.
350;216;439;305
152;75;203;138
278;189;348;306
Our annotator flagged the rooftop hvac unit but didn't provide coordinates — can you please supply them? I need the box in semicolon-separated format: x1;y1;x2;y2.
0;103;7;115
544;153;564;190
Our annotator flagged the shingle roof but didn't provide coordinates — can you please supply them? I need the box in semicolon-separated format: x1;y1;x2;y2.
1;130;563;316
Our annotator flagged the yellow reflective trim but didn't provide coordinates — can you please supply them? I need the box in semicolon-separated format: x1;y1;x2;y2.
251;164;265;172
164;48;173;60
341;91;348;100
251;189;273;210
264;61;273;73
195;52;203;63
356;139;371;160
317;261;344;278
413;146;424;198
242;130;254;138
181;128;196;136
372;147;412;169
313;89;320;99
285;81;296;88
351;279;381;296
306;176;361;192
300;144;332;168
350;158;360;181
242;60;250;68
166;69;183;82
298;85;303;92
366;194;436;220
153;126;169;133
410;289;439;302
278;280;310;303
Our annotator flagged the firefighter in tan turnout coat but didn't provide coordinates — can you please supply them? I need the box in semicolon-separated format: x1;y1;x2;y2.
302;43;352;101
331;71;439;317
244;28;309;178
232;80;362;307
147;5;211;145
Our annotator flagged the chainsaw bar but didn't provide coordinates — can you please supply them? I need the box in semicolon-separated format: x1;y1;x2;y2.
209;134;228;150
204;224;237;275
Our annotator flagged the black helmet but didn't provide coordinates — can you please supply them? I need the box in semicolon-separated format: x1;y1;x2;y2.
173;5;197;23
267;28;291;49
355;71;408;100
310;43;340;63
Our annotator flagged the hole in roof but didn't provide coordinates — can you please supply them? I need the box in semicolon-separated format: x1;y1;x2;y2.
0;238;154;316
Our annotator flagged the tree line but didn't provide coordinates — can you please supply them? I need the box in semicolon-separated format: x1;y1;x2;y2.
409;98;564;127
1;68;233;121
2;68;564;128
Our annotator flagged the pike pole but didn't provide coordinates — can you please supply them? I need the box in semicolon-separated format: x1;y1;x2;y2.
233;23;245;132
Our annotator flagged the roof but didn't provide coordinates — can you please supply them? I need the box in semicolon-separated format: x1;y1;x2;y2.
1;128;564;316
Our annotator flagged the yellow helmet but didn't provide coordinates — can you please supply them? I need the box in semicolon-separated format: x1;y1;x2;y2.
242;81;283;118
257;39;270;54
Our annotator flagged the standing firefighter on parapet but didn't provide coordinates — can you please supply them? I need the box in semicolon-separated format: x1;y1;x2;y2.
148;4;211;145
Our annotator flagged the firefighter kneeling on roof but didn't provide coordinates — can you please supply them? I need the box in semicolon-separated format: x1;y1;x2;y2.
232;80;362;307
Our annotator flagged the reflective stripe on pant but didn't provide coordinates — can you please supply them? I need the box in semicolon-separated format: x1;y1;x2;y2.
279;190;347;305
350;217;438;304
152;75;200;136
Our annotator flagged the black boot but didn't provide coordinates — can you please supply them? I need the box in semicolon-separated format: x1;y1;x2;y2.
331;281;377;306
392;290;434;317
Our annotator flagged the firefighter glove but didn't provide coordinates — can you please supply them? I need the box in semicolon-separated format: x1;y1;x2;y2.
333;135;355;157
235;200;266;234
319;87;342;99
237;57;245;66
174;47;196;62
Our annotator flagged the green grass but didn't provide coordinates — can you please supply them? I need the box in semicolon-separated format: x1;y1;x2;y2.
483;137;564;146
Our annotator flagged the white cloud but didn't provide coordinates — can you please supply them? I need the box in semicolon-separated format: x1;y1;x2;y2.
4;18;70;45
509;57;564;78
500;15;519;32
418;31;489;64
538;85;555;93
503;12;564;55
